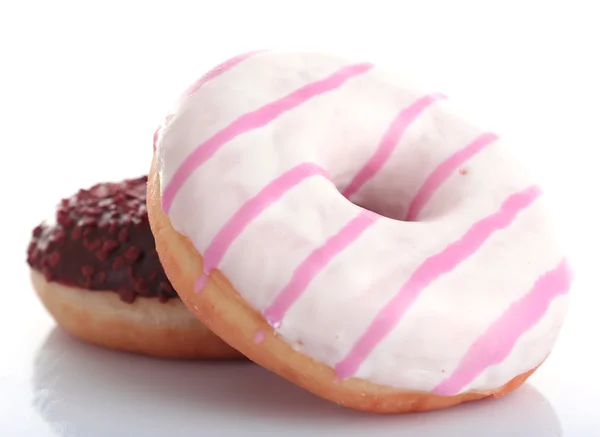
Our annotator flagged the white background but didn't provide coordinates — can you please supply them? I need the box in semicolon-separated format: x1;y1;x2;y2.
0;1;599;436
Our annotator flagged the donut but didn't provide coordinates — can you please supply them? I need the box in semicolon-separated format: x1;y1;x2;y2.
147;51;573;412
27;176;242;359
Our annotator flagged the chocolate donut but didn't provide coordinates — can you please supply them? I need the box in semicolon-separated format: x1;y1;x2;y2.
27;176;243;360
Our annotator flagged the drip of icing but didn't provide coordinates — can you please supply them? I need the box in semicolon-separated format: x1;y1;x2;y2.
194;163;329;292
161;62;374;213
432;259;572;396
263;210;379;328
334;185;543;379
254;330;265;344
405;132;499;221
342;93;447;199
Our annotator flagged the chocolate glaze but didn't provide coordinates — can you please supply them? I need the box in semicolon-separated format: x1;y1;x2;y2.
26;176;178;303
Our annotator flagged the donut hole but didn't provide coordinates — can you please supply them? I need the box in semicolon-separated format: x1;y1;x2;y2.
344;187;407;221
324;148;413;222
329;172;409;221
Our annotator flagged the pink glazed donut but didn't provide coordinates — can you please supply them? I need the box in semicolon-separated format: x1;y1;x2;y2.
147;50;573;413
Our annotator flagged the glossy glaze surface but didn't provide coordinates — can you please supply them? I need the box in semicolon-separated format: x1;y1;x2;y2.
156;51;571;393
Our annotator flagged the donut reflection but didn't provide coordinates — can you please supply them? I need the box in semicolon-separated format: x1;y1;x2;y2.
32;328;562;437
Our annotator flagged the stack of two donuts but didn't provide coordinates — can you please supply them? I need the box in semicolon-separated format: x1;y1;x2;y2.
33;50;573;413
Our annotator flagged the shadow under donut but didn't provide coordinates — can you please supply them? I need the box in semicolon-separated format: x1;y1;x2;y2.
32;328;562;437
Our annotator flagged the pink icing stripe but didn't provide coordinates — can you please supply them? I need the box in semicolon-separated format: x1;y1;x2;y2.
153;52;263;151
264;210;379;328
161;62;374;214
334;185;543;379
432;259;572;396
180;50;266;99
194;163;329;292
405;132;499;221
341;93;447;199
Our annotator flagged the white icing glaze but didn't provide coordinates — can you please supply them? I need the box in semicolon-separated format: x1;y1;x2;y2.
155;51;571;394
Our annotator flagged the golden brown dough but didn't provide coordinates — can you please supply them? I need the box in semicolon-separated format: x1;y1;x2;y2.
31;269;243;360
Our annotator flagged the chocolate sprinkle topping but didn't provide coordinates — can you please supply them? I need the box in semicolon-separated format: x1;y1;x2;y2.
26;176;178;303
